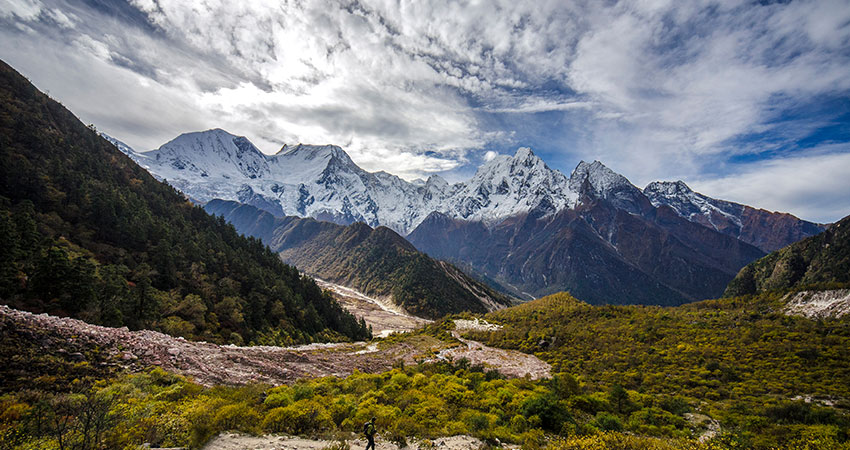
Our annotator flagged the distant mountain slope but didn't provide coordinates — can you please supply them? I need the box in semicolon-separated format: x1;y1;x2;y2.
645;180;826;252
725;214;850;297
0;59;369;345
205;200;512;318
408;191;765;305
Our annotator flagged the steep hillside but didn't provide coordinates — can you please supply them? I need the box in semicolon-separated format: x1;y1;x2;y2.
725;214;850;297
0;59;369;345
408;194;765;305
205;200;512;318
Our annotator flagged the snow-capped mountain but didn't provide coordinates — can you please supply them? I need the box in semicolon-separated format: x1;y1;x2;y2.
569;160;652;215
644;180;825;252
107;128;822;249
105;128;826;305
110;129;582;234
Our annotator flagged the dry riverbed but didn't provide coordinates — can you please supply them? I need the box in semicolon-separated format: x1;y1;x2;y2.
316;280;431;337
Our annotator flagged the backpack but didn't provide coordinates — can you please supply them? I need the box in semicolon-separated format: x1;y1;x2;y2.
363;421;375;437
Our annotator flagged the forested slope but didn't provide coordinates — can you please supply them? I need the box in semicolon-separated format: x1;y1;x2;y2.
0;59;369;345
725;214;850;297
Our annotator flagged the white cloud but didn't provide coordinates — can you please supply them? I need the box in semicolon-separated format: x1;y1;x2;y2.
483;151;498;162
689;150;850;224
1;0;848;219
0;0;42;20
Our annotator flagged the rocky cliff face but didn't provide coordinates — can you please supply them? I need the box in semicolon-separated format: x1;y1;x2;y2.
408;194;765;305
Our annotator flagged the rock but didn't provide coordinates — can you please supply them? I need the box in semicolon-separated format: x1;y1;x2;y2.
68;352;86;362
121;352;137;361
168;347;181;356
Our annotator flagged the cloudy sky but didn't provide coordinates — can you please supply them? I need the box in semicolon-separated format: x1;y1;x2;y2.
1;0;849;222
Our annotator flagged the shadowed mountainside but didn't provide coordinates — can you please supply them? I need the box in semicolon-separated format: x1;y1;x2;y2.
205;199;513;319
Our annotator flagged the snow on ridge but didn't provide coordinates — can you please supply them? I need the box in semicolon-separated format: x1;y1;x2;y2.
569;160;635;196
111;129;686;235
644;180;743;230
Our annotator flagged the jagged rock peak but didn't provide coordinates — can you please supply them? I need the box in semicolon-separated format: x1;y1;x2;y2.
278;143;349;160
514;146;536;160
569;160;633;195
644;180;694;196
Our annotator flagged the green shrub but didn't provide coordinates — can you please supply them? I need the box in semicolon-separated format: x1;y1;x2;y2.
213;403;260;434
262;399;332;435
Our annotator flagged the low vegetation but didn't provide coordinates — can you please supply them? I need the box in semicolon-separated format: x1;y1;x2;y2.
3;292;849;450
461;292;850;449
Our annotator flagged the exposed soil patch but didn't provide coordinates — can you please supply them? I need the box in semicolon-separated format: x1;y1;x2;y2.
0;305;438;387
784;289;850;319
1;306;551;387
203;432;493;450
423;320;550;380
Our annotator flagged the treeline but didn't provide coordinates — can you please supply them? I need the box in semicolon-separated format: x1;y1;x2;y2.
0;60;368;344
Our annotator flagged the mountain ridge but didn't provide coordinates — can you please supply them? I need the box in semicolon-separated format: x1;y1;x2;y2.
111;129;822;245
107;129;823;306
725;214;850;297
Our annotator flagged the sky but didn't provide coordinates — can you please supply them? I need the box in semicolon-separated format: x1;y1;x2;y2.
1;0;849;223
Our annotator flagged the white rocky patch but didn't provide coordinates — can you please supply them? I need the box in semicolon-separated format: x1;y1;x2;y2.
784;289;850;319
453;318;502;332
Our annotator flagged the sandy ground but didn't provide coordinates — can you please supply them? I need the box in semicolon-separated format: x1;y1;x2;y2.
202;432;491;450
316;280;431;337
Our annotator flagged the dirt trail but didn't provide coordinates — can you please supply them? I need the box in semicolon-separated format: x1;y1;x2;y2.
203;432;495;450
316;279;430;337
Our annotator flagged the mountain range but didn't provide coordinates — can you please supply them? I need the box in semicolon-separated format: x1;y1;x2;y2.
204;199;512;318
108;129;826;305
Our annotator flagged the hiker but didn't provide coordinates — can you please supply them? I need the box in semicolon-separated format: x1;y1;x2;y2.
363;417;376;450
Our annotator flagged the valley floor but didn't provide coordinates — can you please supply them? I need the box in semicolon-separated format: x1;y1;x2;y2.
0;304;550;386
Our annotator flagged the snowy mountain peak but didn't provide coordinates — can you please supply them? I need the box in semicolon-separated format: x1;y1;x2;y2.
147;128;269;180
279;143;349;161
644;180;694;197
569;160;634;196
513;146;536;161
425;174;449;190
